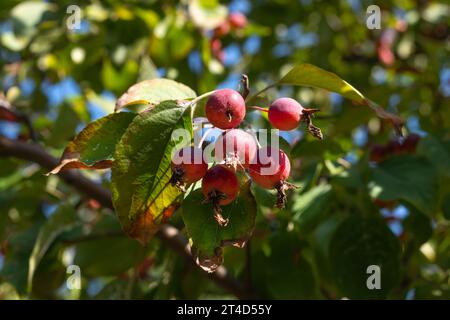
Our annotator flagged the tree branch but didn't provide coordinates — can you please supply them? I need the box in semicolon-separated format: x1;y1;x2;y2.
0;136;255;299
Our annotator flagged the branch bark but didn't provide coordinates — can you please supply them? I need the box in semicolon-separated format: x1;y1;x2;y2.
0;136;255;299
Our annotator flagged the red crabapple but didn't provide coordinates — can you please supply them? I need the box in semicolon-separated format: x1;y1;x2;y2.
210;38;225;63
171;146;208;190
202;164;239;226
369;144;387;163
214;129;258;169
249;147;290;189
268;97;322;139
377;44;395;66
386;140;402;155
373;198;396;209
229;12;247;29
202;165;239;205
249;147;295;208
401;133;420;154
205;89;246;129
268;97;303;131
214;22;230;37
210;37;222;52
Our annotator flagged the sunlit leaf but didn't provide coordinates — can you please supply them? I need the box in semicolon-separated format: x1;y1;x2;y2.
48;112;136;174
291;184;333;233
112;101;193;244
102;59;139;94
115;79;197;111
188;0;228;30
248;63;403;132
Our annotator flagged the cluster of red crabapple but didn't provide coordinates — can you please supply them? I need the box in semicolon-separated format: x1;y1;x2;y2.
170;87;320;227
369;133;420;163
210;12;247;63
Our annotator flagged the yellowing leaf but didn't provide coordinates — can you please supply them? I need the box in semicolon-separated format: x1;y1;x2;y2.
115;78;197;111
48;112;136;174
112;101;193;244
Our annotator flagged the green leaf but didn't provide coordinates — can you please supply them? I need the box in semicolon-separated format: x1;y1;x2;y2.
47;103;80;148
169;27;195;60
313;215;345;283
63;216;147;278
74;236;146;277
11;1;53;31
30;245;66;298
102;59;138;94
414;282;450;299
188;0;228;30
248;63;403;131
291;184;333;233
291;138;344;160
181;181;256;272
251;183;276;208
0;283;20;299
1;30;27;51
403;208;433;246
112;101;193;244
93;278;137;300
137;56;159;82
416;135;450;178
1;1;54;51
0;224;40;295
27;205;79;292
441;194;450;221
279;64;366;102
368;155;438;216
48;112;136;174
263;234;317;299
329;214;401;299
115;79;197;111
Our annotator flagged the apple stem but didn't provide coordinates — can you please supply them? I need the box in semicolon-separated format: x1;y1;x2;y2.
248;106;268;113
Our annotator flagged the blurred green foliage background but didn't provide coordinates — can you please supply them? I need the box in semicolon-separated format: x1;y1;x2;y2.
0;0;449;299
